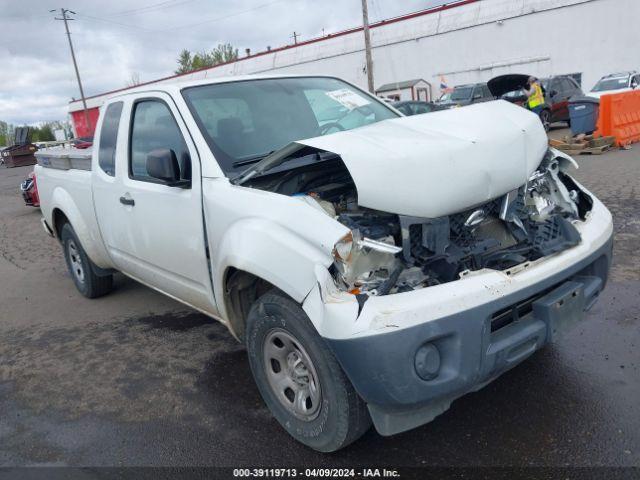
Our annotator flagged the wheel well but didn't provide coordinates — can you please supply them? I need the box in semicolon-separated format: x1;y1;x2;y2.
52;208;70;239
223;268;276;341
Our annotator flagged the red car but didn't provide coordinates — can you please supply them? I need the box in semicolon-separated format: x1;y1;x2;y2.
20;170;40;207
488;73;584;131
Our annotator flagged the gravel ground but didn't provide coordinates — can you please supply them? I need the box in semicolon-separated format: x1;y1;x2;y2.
0;130;638;468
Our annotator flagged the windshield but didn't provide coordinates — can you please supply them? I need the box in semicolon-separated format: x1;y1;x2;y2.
182;76;398;175
450;87;473;101
437;92;451;103
592;77;629;92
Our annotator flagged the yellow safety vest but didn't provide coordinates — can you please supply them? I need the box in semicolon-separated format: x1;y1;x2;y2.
528;83;544;109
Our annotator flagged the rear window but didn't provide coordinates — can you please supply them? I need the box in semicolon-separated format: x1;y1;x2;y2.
98;102;123;176
451;87;473;101
592;77;629;92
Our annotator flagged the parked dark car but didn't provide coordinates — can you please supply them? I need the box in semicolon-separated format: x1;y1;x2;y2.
541;75;584;126
488;74;583;131
438;83;493;108
392;101;443;116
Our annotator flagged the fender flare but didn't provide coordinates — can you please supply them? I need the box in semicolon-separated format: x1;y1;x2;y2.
213;218;334;322
50;187;112;268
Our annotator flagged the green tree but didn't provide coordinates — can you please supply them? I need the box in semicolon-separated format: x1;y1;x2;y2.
175;43;239;74
175;49;192;74
30;123;56;142
0;120;8;146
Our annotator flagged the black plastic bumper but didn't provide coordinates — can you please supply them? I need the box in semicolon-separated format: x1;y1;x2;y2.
325;233;613;436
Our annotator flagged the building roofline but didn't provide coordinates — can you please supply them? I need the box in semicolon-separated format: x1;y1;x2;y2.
69;0;479;107
377;78;429;91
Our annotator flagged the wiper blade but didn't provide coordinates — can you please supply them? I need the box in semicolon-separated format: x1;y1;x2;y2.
232;151;275;168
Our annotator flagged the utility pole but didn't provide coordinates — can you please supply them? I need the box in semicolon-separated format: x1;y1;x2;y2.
291;31;300;45
52;8;90;130
361;0;374;93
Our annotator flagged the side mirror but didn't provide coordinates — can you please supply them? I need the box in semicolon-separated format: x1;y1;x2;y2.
146;148;189;187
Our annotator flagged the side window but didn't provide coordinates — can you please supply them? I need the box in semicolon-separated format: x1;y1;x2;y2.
396;104;411;115
562;78;575;92
98;102;123;176
413;103;429;115
482;85;491;98
129;100;190;182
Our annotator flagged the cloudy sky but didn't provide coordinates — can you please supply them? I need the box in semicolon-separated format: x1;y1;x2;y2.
0;0;446;125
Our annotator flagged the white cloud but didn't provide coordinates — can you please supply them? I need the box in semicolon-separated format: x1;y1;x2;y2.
0;0;444;124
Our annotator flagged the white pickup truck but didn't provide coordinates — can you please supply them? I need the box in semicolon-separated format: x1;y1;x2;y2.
36;75;613;452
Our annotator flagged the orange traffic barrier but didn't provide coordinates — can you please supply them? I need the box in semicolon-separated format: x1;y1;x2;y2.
595;90;640;147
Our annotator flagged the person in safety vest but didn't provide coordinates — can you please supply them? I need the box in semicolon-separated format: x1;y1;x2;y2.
525;76;545;115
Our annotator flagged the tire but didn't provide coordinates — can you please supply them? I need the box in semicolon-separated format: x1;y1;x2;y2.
246;291;371;452
60;223;113;299
539;109;551;132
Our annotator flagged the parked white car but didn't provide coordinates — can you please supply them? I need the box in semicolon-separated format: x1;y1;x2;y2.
35;75;613;452
587;71;640;98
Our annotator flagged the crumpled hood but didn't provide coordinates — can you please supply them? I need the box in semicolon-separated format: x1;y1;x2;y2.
298;100;548;218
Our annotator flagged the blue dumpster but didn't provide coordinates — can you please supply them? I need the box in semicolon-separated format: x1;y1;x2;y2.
569;96;600;135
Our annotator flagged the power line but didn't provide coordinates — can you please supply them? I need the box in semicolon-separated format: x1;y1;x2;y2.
107;0;196;18
74;0;286;35
74;12;157;33
159;0;286;31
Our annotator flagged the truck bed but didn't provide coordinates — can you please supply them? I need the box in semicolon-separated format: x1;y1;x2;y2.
35;146;92;171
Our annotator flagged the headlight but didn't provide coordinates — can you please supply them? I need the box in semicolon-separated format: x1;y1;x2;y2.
331;232;403;294
332;232;354;263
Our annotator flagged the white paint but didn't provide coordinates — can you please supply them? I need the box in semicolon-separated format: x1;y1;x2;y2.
298;100;548;218
44;76;613;343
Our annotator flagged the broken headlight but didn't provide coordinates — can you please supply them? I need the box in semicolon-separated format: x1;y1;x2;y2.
332;231;403;295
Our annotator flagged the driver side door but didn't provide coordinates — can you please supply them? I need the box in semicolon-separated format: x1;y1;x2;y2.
94;93;215;313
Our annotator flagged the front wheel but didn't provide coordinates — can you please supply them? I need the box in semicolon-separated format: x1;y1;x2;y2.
246;291;371;452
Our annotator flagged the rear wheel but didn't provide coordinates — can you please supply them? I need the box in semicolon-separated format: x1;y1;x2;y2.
539;109;551;132
246;291;371;452
60;223;113;298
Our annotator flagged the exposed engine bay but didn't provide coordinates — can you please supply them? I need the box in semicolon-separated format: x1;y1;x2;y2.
245;148;593;296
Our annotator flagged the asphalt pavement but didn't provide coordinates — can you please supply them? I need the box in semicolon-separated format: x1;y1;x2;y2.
0;129;638;468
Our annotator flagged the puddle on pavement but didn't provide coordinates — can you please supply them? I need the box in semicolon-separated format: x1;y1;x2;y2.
133;311;214;332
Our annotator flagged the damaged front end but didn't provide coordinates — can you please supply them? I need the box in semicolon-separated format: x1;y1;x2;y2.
243;143;593;298
327;150;593;295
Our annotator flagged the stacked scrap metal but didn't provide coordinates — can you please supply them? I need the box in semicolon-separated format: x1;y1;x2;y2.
1;127;38;168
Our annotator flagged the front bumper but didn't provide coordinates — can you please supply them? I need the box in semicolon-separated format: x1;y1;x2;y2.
321;198;613;436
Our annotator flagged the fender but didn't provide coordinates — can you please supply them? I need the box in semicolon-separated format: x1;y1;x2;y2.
212;217;334;321
50;186;113;269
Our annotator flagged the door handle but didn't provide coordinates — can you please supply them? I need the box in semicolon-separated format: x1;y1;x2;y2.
119;196;135;206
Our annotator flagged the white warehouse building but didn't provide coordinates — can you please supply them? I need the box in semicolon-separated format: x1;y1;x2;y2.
70;0;638;135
